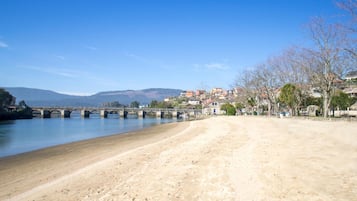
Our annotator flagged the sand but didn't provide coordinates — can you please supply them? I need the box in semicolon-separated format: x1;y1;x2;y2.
0;116;356;201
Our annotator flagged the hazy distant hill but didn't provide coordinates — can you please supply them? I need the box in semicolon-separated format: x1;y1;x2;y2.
4;87;182;107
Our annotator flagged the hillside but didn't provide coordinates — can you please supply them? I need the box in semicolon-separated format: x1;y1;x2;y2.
4;87;182;107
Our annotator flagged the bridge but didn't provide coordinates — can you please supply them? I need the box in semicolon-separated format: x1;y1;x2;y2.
31;107;203;119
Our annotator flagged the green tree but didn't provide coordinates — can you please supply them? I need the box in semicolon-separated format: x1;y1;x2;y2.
18;100;28;109
331;91;353;110
221;103;236;116
130;101;140;108
235;102;245;110
278;83;302;116
0;88;15;111
193;104;202;110
102;101;125;107
247;97;256;107
304;96;321;107
16;100;33;119
149;100;159;108
246;97;257;115
149;100;173;108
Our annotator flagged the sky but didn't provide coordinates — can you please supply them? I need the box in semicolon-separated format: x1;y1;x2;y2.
0;0;343;95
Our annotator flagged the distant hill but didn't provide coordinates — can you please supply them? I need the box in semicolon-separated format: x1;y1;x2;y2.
4;87;182;107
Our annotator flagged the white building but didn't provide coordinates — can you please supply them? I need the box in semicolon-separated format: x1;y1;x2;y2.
203;102;223;115
188;100;201;105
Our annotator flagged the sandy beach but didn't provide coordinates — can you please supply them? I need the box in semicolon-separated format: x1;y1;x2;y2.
0;116;356;201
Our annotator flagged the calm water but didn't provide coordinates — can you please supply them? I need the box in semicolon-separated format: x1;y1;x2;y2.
0;116;176;158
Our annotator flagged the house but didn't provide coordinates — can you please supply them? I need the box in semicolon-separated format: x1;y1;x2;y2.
196;90;206;96
343;87;357;97
310;88;322;98
185;91;194;98
211;88;225;97
203;101;223;115
180;91;187;97
233;87;245;97
188;100;201;105
180;90;199;98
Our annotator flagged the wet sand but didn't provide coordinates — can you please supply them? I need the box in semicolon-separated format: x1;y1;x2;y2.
0;116;356;200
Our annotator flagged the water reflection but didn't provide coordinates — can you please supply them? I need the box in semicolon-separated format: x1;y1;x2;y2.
70;111;81;118
0;121;14;149
0;118;176;157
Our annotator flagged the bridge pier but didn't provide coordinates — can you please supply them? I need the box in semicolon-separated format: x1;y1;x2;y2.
156;111;163;118
189;111;196;118
41;110;51;118
137;110;145;118
60;110;71;118
39;110;45;118
119;110;128;119
81;110;90;118
171;111;178;119
100;110;108;118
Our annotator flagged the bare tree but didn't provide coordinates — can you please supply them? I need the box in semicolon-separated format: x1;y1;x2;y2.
305;17;351;118
234;69;258;114
236;63;281;116
268;47;310;115
270;47;309;85
255;64;281;116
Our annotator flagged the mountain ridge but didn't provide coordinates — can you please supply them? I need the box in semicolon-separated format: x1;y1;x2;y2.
3;87;183;107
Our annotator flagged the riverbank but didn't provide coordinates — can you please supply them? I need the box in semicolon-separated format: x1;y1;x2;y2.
0;110;32;121
0;116;356;200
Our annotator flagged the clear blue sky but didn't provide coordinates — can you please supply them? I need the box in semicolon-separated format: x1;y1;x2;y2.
0;0;341;95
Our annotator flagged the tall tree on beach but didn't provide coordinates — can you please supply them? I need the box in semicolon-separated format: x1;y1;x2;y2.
235;64;280;116
269;48;311;111
304;17;351;118
252;64;281;116
235;69;257;113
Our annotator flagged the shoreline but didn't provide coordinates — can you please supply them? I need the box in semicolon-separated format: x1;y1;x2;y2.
0;121;190;200
1;116;356;200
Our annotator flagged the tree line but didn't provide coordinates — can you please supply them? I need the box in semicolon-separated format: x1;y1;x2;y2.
234;0;357;118
102;101;140;108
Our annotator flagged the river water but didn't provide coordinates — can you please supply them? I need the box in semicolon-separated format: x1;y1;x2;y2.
0;116;177;158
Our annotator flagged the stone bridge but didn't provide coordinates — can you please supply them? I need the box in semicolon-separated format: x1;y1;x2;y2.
31;107;202;119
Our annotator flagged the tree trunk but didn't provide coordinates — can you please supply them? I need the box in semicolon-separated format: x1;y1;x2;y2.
294;106;299;116
323;90;329;118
